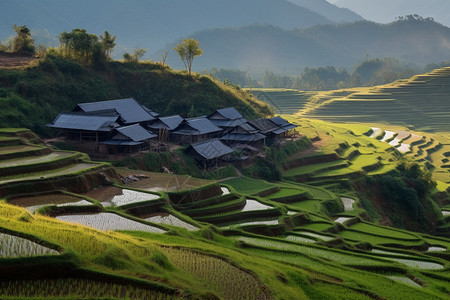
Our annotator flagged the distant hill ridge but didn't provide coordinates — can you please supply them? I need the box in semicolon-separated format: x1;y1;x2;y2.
0;0;353;54
163;18;450;74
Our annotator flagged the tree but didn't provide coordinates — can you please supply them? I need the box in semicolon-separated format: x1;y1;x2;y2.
123;48;147;64
174;38;203;75
12;25;35;54
59;29;100;64
161;49;169;66
99;31;116;61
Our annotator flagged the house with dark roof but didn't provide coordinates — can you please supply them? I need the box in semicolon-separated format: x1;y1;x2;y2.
248;118;287;137
46;112;119;141
171;116;222;144
99;124;157;155
269;116;297;135
148;115;184;142
220;122;266;149
208;107;247;128
75;98;159;125
185;139;234;169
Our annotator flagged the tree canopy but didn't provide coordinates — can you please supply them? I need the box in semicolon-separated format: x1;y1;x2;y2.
174;38;203;75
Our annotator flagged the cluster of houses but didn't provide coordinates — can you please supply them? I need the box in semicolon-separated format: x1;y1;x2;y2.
47;98;297;168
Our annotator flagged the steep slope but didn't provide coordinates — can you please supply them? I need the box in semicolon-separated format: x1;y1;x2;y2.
287;0;363;23
0;56;270;136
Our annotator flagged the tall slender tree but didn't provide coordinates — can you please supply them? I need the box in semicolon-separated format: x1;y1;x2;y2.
174;38;203;75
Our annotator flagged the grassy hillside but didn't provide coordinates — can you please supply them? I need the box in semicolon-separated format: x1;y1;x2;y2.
1;128;450;299
250;66;450;133
0;55;271;136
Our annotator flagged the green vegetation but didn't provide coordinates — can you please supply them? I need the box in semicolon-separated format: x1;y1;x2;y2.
0;54;271;136
0;129;449;299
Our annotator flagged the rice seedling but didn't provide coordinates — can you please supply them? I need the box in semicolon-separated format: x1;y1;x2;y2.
144;214;198;231
386;276;422;288
338;230;424;247
56;213;165;233
0;162;101;184
221;176;277;195
0;233;59;257
236;236;387;266
286;235;315;243
0;278;177;299
294;231;335;241
161;247;267;300
349;222;420;240
385;258;443;270
0;151;73;168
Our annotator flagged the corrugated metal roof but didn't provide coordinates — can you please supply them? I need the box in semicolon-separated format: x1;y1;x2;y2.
173;117;222;135
221;132;266;142
270;116;297;130
76;98;156;124
189;139;234;160
249;118;285;134
100;140;143;146
209;118;247;128
115;124;157;142
148;115;184;131
209;107;247;128
47;113;119;132
214;107;243;120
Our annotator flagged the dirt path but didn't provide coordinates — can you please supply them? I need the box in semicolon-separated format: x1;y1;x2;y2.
0;53;38;69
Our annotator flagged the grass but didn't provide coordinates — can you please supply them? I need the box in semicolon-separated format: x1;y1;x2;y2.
221;176;277;195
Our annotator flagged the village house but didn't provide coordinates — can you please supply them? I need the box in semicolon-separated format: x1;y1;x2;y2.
47;99;298;164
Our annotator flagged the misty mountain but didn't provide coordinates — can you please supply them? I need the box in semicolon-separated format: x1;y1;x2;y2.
0;0;344;53
334;0;450;27
287;0;363;23
161;18;450;74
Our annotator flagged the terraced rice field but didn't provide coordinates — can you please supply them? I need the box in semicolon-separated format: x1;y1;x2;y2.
340;197;355;211
334;217;351;224
224;219;279;228
241;199;273;211
386;276;422;288
56;213;166;233
248;88;315;115
8;193;85;210
144;214;198;231
0;233;59;257
0;162;101;184
0;151;75;167
294;231;334;241
100;189;160;207
119;169;211;192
